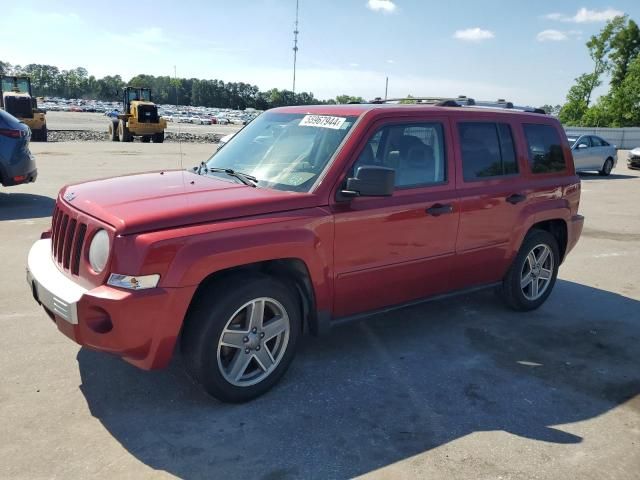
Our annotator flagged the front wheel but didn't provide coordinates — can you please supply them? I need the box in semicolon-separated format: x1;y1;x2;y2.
118;120;132;142
152;131;164;143
499;229;560;311
181;275;301;402
599;157;614;176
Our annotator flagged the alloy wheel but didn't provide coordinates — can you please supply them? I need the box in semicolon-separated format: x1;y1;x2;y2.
520;243;554;301
216;297;290;387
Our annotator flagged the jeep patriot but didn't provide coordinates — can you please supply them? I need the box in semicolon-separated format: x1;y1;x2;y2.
26;98;584;402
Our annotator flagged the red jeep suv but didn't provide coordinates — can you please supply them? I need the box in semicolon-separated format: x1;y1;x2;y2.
26;98;583;402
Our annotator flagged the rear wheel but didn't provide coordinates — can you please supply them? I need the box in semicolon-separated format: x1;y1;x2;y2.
599;157;614;176
108;121;118;141
32;126;47;142
499;229;560;311
181;275;301;403
152;131;164;143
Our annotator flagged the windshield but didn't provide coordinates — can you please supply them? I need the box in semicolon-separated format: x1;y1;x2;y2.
128;88;151;102
1;77;30;94
205;112;358;192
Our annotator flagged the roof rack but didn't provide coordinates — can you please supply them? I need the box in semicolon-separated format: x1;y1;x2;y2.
369;95;546;114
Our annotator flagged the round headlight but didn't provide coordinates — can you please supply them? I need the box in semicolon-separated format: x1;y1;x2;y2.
88;229;110;273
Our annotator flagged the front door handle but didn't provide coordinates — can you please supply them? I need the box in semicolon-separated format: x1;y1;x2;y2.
426;203;454;216
506;193;526;205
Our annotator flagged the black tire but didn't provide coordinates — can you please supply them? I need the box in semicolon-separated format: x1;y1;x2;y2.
32;127;47;142
141;136;151;143
181;274;301;403
118;120;132;142
499;229;560;311
152;131;164;143
108;121;118;141
599;157;614;176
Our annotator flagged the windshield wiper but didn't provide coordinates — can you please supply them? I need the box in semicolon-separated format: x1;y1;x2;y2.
201;165;258;187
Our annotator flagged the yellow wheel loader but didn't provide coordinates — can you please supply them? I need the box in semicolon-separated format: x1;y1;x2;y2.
0;76;47;142
108;87;166;143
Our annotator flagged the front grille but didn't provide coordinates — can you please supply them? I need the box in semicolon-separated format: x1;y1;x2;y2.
50;204;87;275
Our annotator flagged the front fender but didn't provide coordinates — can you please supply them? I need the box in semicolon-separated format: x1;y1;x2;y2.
145;208;334;312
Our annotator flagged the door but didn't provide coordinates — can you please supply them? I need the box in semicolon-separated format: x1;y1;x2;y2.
332;119;459;318
450;119;529;289
572;135;592;171
588;135;607;170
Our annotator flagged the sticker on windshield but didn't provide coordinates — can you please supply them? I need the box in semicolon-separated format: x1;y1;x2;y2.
299;115;347;129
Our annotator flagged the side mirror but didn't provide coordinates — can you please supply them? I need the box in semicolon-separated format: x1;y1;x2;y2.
340;166;395;199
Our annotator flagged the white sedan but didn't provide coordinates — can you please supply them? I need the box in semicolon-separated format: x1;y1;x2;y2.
567;134;617;176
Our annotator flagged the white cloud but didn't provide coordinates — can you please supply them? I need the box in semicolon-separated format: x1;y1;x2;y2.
386;59;395;64
545;7;623;23
537;28;583;42
537;29;567;41
453;28;495;42
349;63;360;67
367;0;397;13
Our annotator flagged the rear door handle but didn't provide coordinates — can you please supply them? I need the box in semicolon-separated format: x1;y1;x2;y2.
506;193;526;205
426;203;454;216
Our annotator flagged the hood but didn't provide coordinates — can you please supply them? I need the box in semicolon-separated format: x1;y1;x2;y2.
629;147;640;157
60;170;318;234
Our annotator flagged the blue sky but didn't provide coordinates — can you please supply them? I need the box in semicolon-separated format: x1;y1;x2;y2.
2;0;639;105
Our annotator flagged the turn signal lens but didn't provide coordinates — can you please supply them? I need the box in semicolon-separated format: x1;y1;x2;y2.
108;274;160;290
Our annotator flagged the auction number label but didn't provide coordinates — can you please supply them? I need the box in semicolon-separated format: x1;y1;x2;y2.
299;115;347;129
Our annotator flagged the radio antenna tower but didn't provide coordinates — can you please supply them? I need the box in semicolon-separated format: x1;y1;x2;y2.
292;0;300;95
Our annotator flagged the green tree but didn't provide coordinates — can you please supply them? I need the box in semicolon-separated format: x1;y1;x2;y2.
558;73;599;125
335;94;365;104
609;18;640;88
0;61;12;76
540;104;562;116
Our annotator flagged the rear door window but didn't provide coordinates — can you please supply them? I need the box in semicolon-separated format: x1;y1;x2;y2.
458;122;518;181
523;124;567;174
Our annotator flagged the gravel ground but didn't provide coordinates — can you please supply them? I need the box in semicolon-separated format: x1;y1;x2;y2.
0;144;639;480
47;130;221;143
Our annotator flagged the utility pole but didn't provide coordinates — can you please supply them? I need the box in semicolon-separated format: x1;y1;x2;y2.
174;65;178;108
385;76;389;100
292;0;300;96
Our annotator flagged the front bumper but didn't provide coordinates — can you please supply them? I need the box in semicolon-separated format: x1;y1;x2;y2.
26;239;196;369
27;238;86;323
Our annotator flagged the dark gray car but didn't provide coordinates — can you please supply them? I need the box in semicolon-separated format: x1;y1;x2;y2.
0;109;37;186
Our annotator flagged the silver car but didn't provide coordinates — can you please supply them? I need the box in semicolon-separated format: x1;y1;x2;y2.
567;134;617;176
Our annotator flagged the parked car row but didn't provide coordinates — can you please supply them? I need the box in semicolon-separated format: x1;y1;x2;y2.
161;112;256;126
35;96;261;127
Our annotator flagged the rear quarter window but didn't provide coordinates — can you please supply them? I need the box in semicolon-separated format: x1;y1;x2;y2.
523;124;567;174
